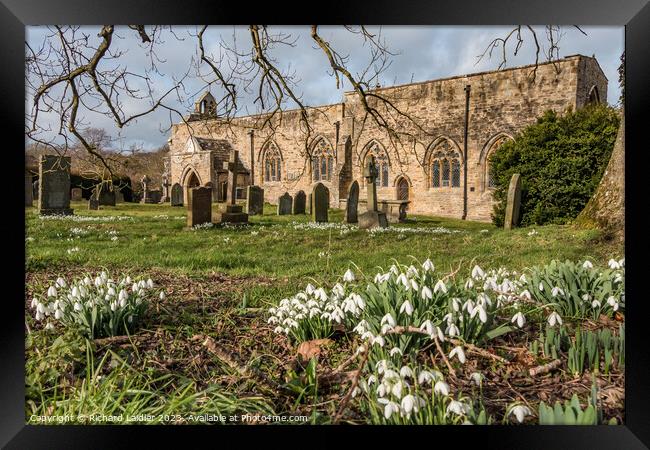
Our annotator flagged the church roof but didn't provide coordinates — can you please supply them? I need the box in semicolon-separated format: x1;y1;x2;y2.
192;137;249;174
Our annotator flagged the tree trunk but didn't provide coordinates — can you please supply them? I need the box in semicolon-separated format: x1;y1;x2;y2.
575;110;624;241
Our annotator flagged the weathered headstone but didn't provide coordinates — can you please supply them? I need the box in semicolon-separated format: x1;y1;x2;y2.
214;150;249;224
306;192;312;215
115;191;124;203
292;190;306;215
38;155;74;216
277;192;292;215
171;183;183;206
70;188;83;201
140;175;155;204
187;186;212;227
161;175;171;203
25;171;33;206
246;185;264;215
358;156;388;229
88;198;99;210
33;180;39;201
345;181;359;223
96;184;116;206
149;190;162;204
312;183;329;223
504;173;522;230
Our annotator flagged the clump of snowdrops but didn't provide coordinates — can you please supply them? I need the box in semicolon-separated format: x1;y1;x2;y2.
30;271;163;338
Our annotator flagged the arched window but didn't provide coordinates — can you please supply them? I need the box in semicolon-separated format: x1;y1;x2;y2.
588;85;600;105
311;137;334;182
483;135;512;190
363;141;390;187
262;142;282;182
428;139;461;188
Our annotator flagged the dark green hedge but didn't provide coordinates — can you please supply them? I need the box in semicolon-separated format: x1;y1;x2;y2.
490;104;620;227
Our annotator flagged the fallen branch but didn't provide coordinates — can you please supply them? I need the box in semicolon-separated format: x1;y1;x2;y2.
332;345;369;424
448;338;509;364
529;359;562;377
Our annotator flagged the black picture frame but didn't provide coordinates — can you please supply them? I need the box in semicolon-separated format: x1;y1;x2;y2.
3;0;649;447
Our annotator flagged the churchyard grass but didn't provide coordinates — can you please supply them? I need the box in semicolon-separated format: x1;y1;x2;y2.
25;201;624;424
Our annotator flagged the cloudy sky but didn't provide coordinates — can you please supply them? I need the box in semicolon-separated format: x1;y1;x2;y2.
26;25;624;150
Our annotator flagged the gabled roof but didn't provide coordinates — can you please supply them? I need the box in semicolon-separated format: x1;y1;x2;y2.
190;136;249;173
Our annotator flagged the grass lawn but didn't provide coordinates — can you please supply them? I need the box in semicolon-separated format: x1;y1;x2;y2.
24;201;625;425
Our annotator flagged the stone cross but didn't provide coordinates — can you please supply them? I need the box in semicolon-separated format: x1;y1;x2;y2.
162;174;171;200
223;150;239;206
364;156;379;212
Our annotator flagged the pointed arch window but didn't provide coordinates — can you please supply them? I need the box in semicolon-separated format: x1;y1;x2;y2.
428;139;461;188
363;141;390;187
311;138;334;182
262;142;282;182
484;135;511;190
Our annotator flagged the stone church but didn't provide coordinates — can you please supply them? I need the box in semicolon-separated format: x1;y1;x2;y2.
167;54;607;222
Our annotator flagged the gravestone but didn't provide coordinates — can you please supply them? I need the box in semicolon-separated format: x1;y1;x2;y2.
149;190;162;204
115;191;124;203
38;155;74;216
187;186;212;227
345;180;359;223
140;175;155;204
292;190;306;214
358;156;388;229
504;173;522;230
214;150;249;224
70;188;83;201
171;183;183;206
88;198;99;210
306;192;312;215
33;180;39;201
277;192;292;215
25;171;33;206
96;184;116;206
312;183;329;223
161;175;171;203
246;185;264;215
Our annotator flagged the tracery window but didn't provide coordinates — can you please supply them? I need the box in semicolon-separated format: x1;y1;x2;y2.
485;135;511;189
311;138;334;182
262;142;282;182
428;139;461;188
363;141;390;187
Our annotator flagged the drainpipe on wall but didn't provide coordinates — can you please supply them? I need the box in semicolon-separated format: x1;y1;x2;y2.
248;129;254;185
462;84;471;220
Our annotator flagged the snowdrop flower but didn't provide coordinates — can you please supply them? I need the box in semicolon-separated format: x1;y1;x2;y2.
47;286;57;297
421;286;433;300
410;279;419;291
373;335;386;347
449;346;466;364
399;300;414;316
446;323;460;337
591;299;601;309
56;277;67;288
511;312;526;328
464;278;474;290
305;284;315;295
434;280;447;294
398;366;413;379
74;302;82;311
343;269;355;282
389;347;403;357
538;282;544;292
435;326;445;342
418;370;435;385
401;395;417;415
520;290;532;300
608;259;621;269
469;372;484;386
30;298;38;309
434;380;450;396
391;380;404;398
607;296;617;307
125;276;131;284
472;265;485;279
451;298;460;312
378;399;401;419
146;279;154;289
159;291;165;300
419;319;434;336
54;309;63;319
107;287;116;297
551;286;565;297
422;259;435;272
446;400;467;416
381;313;396;328
471;304;487;323
547;311;563;327
509;405;532;423
582;260;593;269
45;322;55;330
